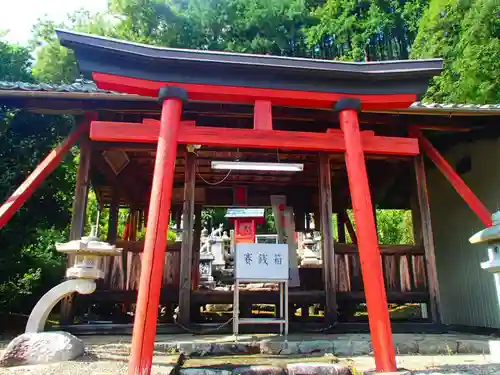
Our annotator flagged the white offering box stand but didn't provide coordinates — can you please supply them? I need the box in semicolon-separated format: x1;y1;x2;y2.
233;243;289;340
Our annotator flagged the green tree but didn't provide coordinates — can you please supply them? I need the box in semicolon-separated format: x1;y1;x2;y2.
0;40;33;82
411;0;499;103
305;0;429;61
0;38;76;315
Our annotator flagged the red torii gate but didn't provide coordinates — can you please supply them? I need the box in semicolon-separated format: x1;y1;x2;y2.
0;29;491;375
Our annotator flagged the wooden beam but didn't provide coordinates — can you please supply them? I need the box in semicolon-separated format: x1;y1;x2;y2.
335;243;425;256
318;153;337;324
90;121;419;156
94;72;418;110
342;211;358;244
413;154;442;323
70;138;92;240
254;100;273;130
178;151;196;325
0;120;90;230
410;127;492;227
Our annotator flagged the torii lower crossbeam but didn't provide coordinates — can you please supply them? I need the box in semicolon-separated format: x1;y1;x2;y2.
90;120;419;156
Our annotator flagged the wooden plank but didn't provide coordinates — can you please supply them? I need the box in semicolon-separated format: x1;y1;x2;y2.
254;100;273;130
413;153;442;323
318;153;337;324
90;121;420;156
335;244;425;255
411;127;492;227
178;151;196;325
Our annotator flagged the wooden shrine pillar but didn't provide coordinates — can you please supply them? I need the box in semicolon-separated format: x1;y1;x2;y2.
178;150;196;325
337;212;346;243
192;204;202;290
336;98;396;373
318;153;337;324
107;191;119;244
129;87;186;375
69;138;92;240
60;136;92;325
413;153;442;323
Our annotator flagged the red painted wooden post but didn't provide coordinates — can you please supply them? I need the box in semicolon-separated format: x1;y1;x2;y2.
410;127;492;227
128;87;187;375
336;98;396;373
0;119;90;230
254;100;273;130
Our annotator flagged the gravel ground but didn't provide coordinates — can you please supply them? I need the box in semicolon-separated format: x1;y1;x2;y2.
0;352;499;375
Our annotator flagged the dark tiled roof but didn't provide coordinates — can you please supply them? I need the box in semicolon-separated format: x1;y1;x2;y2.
409;102;500;112
0;79;116;93
1;79;499;115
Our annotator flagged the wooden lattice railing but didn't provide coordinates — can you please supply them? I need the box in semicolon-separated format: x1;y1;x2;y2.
98;241;427;299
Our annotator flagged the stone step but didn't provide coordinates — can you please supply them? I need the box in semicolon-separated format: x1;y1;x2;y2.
146;337;496;357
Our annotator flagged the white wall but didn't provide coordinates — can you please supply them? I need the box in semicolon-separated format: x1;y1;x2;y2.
427;137;500;328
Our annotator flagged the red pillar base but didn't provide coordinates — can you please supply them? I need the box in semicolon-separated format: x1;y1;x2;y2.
128;87;187;375
336;98;397;372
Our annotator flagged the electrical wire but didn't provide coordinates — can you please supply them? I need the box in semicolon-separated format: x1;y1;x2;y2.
173;313;234;335
299;321;338;333
197;168;232;186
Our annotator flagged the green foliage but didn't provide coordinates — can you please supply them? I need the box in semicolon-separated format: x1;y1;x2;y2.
305;0;429;61
376;210;414;245
0;40;33;82
411;0;500;103
0;36;76;315
335;210;414;244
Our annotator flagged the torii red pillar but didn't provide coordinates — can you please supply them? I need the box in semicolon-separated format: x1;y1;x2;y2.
336;98;397;372
128;87;187;375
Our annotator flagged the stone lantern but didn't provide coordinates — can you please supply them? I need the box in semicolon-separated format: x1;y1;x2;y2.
222;230;233;268
300;232;321;266
199;227;215;288
25;227;121;333
56;227;122;279
469;211;500;362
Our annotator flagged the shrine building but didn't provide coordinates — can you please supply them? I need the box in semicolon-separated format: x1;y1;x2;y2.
1;29;500;374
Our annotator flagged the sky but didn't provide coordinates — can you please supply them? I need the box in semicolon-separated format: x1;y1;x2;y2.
0;0;107;45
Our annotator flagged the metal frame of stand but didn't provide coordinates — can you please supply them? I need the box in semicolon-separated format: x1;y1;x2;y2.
233;278;289;340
